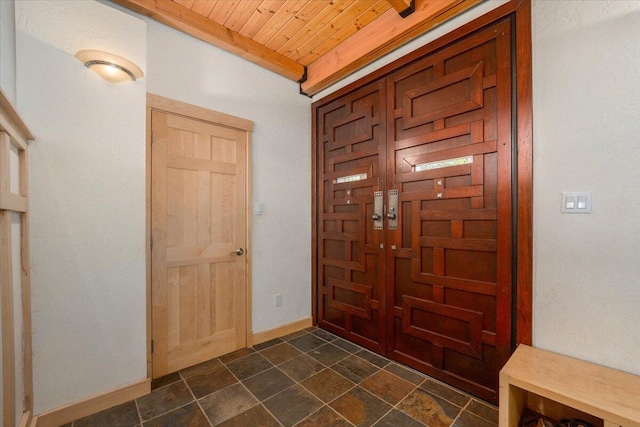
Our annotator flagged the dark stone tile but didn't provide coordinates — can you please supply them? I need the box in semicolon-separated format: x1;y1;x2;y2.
243;367;294;401
467;399;499;424
373;409;424;427
311;328;339;342
452;410;498;427
225;352;273;380
332;338;361;353
137;380;193;421
253;338;282;351
296;406;352;427
151;372;182;390
199;383;258;426
329;387;391;427
143;402;209;427
180;358;223;379
305;326;319;332
185;365;237;398
281;330;308;341
300;369;354;402
332;355;379;384
419;378;470;407
398;388;462;427
259;342;302;365
263;384;322;427
74;401;139;427
384;363;425;385
288;333;328;352
360;370;416;405
307;343;349;366
215;404;280;427
278;354;325;382
219;347;255;364
355;350;390;368
59;424;73;427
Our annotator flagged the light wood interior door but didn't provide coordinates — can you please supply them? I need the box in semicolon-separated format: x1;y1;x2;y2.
151;109;248;378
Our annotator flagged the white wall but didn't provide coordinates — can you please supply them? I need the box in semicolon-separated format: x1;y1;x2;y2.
15;0;147;414
317;0;640;376
133;13;313;333
0;0;17;103
532;0;640;374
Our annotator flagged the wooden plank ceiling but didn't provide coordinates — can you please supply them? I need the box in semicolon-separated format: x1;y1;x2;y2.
113;0;481;95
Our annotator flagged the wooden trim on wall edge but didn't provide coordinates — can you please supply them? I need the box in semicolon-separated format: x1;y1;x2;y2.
146;93;253;132
252;317;313;345
34;379;150;427
18;411;33;427
245;130;254;348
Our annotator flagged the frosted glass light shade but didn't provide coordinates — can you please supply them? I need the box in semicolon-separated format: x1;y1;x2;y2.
75;50;143;84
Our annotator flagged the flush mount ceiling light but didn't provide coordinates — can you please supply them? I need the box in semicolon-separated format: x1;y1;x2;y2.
75;50;143;84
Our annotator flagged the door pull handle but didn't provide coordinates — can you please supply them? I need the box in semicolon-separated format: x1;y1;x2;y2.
373;191;383;230
388;190;399;229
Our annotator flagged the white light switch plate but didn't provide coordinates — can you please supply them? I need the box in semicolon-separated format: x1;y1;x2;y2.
561;192;592;213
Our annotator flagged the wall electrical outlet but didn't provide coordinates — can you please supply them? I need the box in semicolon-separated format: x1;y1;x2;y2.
274;294;282;307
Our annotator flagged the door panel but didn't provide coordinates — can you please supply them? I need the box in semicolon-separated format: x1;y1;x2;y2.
386;21;512;403
151;110;247;378
316;81;387;352
315;20;514;403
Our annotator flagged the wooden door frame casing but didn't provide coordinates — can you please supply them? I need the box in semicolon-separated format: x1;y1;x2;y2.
311;0;533;346
0;89;35;427
145;93;254;379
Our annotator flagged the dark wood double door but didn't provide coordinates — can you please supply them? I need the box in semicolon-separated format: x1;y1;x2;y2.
314;21;514;403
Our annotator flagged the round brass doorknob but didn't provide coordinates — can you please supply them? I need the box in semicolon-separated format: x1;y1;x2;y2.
235;248;244;256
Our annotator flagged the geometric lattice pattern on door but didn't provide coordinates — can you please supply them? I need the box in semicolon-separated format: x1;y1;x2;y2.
317;81;386;352
315;20;514;404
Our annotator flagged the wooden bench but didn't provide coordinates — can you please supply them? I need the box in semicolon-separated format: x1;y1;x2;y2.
499;344;640;427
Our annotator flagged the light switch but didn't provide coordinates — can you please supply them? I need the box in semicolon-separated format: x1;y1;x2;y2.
561;192;592;213
255;202;264;215
577;195;587;209
565;196;575;209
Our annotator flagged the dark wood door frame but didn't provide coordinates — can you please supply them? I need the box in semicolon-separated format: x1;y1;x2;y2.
311;0;532;352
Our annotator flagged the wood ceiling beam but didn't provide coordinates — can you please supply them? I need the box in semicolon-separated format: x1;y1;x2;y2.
112;0;306;82
385;0;415;17
301;0;481;96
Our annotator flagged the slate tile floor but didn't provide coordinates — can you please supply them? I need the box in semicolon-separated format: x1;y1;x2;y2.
65;327;498;427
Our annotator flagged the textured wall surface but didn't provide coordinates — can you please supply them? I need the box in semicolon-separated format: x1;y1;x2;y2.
0;0;17;103
532;0;640;374
15;0;147;414
139;17;313;333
